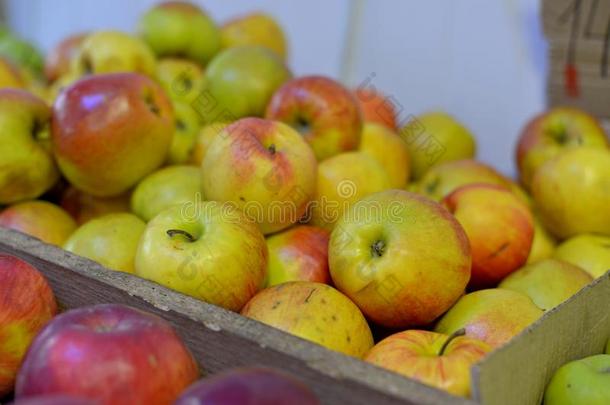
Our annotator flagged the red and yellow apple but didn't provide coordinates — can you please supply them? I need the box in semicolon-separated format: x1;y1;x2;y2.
44;33;87;83
353;87;397;130
60;186;131;225
553;234;610;278
329;189;471;328
266;75;362;161
0;255;57;396
359;122;410;188
221;13;288;60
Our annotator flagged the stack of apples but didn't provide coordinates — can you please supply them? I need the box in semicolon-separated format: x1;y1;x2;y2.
1;1;609;402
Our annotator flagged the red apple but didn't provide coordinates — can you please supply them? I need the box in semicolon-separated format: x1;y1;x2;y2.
52;73;174;197
265;75;362;161
44;33;88;83
11;395;96;405
353;87;397;130
443;184;534;289
15;304;198;405
266;225;330;287
0;255;57;396
174;367;319;405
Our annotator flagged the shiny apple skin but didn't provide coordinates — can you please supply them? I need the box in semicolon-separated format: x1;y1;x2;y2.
52;73;174;197
265;75;362;161
174;367;319;405
15;304;198;405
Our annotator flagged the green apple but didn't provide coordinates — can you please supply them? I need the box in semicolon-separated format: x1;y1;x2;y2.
139;1;220;66
543;354;610;405
135;202;267;311
131;165;202;222
0;34;44;78
168;101;202;164
532;148;610;238
0;89;59;204
64;213;146;274
401;112;476;180
498;259;593;311
553;234;610;278
156;58;205;104
204;46;291;120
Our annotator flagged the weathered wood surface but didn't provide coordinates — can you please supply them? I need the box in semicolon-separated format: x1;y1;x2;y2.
0;227;473;405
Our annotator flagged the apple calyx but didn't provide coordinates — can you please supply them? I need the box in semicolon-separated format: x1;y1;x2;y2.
267;143;277;155
371;240;386;258
294;116;310;135
167;229;195;242
143;92;161;116
438;328;466;356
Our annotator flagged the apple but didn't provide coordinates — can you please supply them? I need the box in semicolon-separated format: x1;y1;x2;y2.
131;165;202;222
401;112;476;181
532;148;610;238
175;367;319;405
435;289;543;349
241;281;373;357
0;34;44;78
329;189;471;328
498;258;592;311
353;87;397;130
202;117;316;235
204;46;291;121
139;1;220;66
60;186;131;225
44;33;87;83
11;395;96;405
135;201;267;311
553;234;610;278
63;213;146;274
15;304;198;405
310;151;391;230
190;122;229;166
543;354;610;405
606;339;609;354
442;184;534;289
359;122;410;188
527;214;557;264
266;75;362;161
0;255;57;396
0;89;58;204
156;58;205;104
0;57;24;88
516;107;609;190
52;73;174;197
0;201;77;246
266;225;330;287
364;329;491;397
69;31;156;78
220;13;288;60
168;100;202;164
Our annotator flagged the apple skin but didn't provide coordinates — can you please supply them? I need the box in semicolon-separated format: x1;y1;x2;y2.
241;281;373;358
0;201;77;246
329;189;471;329
221;13;288;60
364;330;491;398
69;31;156;78
266;225;330;287
167;100;202;164
442;184;534;289
527;214;557;264
205;46;291;120
435;289;543;349
52;73;174;197
44;33;87;83
190;122;229;166
516;107;609;190
543;354;610;405
11;395;96;405
131;165;202;222
266;75;362;161
553;234;610;279
135;202;267;311
0;89;59;204
532;148;610;238
139;1;220;66
156;57;205;105
353;88;397;130
15;304;198;405
0;57;24;88
63;213;146;274
310;151;391;231
60;186;130;226
498;259;592;311
175;367;319;405
359;122;410;188
202;118;316;235
0;255;57;396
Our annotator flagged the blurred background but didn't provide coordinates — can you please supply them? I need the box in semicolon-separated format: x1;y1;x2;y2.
2;0;547;175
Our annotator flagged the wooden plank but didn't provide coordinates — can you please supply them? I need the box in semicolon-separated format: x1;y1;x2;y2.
0;228;473;405
471;271;610;405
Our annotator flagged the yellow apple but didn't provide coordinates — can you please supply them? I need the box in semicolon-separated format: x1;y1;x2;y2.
359;122;410;188
0;57;23;89
553;234;610;278
527;214;557;264
156;58;205;104
190;122;229;166
221;13;287;60
167;100;202;164
0;201;76;246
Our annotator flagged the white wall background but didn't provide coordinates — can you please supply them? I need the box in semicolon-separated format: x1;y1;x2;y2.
5;0;547;177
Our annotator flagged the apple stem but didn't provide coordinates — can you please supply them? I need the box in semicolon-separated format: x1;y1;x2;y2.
438;328;466;356
166;229;195;242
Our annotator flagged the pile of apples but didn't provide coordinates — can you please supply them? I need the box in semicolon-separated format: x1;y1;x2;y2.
0;1;609;403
